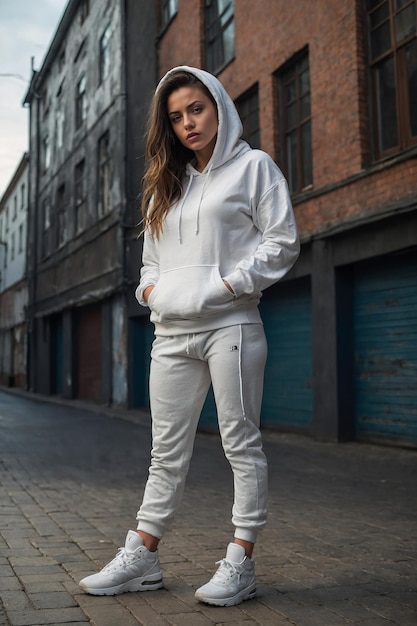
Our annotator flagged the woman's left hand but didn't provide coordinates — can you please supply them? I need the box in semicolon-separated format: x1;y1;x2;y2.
223;280;234;294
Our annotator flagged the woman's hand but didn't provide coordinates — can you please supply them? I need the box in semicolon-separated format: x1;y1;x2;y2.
143;285;155;303
223;280;234;294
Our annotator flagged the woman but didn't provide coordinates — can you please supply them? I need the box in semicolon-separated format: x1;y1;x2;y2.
79;66;299;606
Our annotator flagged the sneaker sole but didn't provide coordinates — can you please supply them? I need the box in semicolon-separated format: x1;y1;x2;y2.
80;574;163;596
195;585;256;607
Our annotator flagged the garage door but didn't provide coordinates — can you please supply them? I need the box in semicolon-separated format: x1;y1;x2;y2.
353;250;417;446
260;277;313;430
75;303;102;402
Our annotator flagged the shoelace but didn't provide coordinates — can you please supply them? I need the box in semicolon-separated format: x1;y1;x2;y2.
103;548;138;572
212;559;244;585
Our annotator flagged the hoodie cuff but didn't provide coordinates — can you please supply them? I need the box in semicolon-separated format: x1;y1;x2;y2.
135;283;153;307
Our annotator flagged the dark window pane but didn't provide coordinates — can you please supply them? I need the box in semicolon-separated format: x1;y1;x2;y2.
367;0;385;10
222;20;235;62
299;68;310;96
394;0;412;10
287;131;297;192
235;86;260;149
395;4;416;43
301;121;313;188
406;39;417;135
285;81;296;103
371;21;391;58
370;2;389;29
375;56;398;150
300;93;311;121
287;102;297;129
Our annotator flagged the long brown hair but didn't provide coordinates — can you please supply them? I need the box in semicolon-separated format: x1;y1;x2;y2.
141;70;216;238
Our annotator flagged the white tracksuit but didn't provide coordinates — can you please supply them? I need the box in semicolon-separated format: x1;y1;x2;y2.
135;66;300;543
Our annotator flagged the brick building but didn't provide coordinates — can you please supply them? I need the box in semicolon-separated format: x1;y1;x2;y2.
140;0;417;446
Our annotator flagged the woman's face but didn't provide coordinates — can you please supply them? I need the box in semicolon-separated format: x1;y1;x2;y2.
167;85;218;170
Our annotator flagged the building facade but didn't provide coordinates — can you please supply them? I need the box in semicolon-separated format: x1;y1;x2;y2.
146;0;417;447
0;153;29;388
23;0;156;405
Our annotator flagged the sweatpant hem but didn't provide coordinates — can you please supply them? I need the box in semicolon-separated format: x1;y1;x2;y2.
234;527;260;543
137;520;164;539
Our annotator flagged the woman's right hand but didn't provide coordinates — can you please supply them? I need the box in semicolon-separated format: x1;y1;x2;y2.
143;285;155;303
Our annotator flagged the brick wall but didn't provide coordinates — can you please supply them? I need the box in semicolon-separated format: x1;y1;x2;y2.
156;0;417;239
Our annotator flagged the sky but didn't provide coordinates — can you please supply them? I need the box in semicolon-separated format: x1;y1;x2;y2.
0;0;69;198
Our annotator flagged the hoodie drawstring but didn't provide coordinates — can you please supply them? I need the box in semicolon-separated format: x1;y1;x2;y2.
178;173;194;243
177;164;213;242
195;163;213;236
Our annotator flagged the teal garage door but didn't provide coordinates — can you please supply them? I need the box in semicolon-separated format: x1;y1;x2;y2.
199;278;313;432
353;250;417;446
260;277;313;430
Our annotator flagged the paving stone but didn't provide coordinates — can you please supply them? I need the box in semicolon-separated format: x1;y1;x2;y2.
7;607;88;625
27;591;78;610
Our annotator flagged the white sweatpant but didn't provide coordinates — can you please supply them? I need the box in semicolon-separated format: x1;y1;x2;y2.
136;323;268;544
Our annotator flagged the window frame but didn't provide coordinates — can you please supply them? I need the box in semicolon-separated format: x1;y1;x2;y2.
205;0;235;74
235;84;261;149
97;132;111;218
75;74;87;129
161;0;178;29
56;184;68;248
74;159;87;234
276;48;313;195
99;23;111;84
366;0;417;159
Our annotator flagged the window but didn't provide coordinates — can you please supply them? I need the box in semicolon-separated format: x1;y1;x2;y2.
42;199;51;258
5;206;9;232
161;0;178;28
20;184;25;209
276;50;313;194
42;134;51;171
99;24;111;83
74;160;86;233
366;0;417;157
205;0;235;74
98;132;111;217
235;85;261;149
11;233;15;261
18;224;24;254
13;196;17;220
75;75;87;129
56;105;65;150
57;185;67;247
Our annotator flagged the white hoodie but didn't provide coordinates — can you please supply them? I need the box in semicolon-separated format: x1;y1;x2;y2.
136;66;300;336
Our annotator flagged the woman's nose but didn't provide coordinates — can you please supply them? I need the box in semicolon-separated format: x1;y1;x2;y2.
183;115;194;129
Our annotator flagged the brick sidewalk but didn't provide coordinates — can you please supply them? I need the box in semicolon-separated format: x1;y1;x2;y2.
0;389;416;625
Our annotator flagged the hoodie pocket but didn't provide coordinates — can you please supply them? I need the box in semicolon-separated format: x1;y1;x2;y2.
148;265;234;322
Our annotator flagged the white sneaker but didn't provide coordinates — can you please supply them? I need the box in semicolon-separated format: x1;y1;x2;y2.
195;543;256;606
79;530;163;595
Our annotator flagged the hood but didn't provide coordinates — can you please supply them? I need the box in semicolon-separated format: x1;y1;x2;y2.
156;65;248;172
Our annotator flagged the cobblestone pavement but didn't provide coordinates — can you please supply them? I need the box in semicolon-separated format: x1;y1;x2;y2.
0;388;416;626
